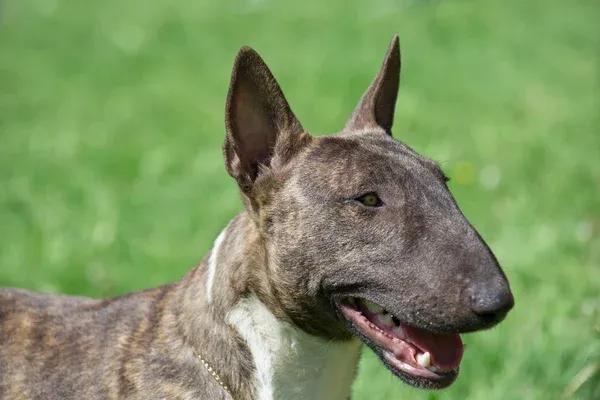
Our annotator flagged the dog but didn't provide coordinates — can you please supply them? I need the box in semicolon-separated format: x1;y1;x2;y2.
0;36;513;400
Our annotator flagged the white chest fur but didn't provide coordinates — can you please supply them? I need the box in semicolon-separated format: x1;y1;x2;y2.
227;295;361;400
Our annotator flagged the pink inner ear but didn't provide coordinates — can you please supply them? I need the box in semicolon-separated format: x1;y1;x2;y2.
232;87;277;176
224;47;305;189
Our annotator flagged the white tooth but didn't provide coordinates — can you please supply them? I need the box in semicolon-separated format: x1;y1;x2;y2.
364;300;384;314
376;313;393;326
416;352;431;368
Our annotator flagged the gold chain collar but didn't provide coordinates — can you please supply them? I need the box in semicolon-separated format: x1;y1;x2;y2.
195;352;232;397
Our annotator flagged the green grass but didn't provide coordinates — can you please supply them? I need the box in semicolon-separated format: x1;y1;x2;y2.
1;0;599;398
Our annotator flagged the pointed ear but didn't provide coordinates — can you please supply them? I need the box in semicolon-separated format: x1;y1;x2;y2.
345;35;401;135
224;47;307;193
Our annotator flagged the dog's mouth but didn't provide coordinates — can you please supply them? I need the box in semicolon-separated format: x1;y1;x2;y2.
336;297;464;389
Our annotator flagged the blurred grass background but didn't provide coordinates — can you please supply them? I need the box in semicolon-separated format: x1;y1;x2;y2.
1;0;599;398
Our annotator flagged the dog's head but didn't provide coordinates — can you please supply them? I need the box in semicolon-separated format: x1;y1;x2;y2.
223;36;513;389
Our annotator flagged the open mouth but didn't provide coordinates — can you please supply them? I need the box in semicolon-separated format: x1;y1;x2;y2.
337;297;464;388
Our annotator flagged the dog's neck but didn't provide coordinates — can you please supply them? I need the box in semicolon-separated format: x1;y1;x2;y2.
173;213;361;400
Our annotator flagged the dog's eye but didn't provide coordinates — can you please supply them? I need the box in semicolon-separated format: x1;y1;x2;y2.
355;192;383;207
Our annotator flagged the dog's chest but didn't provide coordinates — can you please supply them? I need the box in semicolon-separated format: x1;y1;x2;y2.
227;295;361;400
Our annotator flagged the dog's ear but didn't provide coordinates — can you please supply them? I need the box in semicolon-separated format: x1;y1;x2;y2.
224;47;309;194
345;35;400;135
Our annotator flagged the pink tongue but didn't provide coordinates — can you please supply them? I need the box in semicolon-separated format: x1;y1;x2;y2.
402;324;464;369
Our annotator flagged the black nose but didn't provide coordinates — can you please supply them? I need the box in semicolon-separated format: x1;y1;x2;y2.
470;282;514;324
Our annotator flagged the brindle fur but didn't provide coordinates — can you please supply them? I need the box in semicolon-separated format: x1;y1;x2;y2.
0;36;513;399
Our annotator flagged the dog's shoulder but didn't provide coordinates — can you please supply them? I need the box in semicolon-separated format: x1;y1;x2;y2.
0;286;175;399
